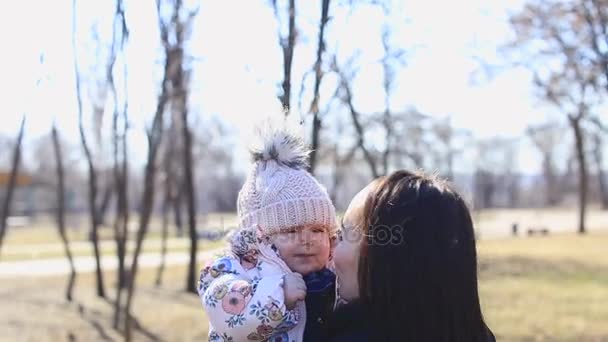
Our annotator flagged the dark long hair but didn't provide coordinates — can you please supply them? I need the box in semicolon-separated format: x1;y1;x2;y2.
358;170;490;341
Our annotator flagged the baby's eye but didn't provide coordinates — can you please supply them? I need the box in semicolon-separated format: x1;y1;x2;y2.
311;226;326;234
336;230;343;242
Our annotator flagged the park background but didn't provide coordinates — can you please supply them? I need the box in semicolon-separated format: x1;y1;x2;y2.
0;0;607;341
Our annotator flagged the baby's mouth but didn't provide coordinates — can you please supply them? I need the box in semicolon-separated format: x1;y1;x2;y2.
294;253;315;258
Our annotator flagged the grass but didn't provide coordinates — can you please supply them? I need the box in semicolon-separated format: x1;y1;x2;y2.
478;232;608;341
0;261;214;341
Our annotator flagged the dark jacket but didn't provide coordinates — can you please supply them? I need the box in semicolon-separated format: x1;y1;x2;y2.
303;268;336;342
327;300;371;342
327;301;497;342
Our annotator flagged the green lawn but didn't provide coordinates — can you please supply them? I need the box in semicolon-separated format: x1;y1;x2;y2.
478;233;608;341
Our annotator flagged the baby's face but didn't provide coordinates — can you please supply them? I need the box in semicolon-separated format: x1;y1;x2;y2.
269;224;331;276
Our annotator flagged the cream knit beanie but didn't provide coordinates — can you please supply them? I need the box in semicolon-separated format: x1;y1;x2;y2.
236;122;337;237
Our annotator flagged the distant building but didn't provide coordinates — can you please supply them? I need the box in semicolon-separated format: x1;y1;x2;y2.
0;171;35;217
0;171;77;218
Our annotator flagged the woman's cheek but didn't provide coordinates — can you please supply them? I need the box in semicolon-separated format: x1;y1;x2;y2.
333;241;349;275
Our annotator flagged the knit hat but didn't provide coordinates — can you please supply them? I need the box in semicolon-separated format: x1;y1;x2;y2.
236;122;337;237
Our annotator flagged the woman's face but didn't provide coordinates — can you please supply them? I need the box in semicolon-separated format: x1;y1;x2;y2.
333;182;377;302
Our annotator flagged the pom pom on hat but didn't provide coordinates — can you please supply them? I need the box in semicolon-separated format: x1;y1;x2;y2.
249;119;311;170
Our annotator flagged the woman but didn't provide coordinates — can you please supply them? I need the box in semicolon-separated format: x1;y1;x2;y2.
329;170;495;341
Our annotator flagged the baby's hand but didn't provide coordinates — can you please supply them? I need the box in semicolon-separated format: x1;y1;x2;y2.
283;273;306;310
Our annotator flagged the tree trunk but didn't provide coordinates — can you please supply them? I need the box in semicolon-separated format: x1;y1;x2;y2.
111;73;129;329
124;91;166;342
97;180;114;226
381;109;391;176
308;0;330;175
106;0;130;328
124;0;175;334
276;0;296;113
173;183;184;237
181;80;198;294
73;0;105;298
338;71;379;178
52;125;77;301
156;181;171;287
0;116;25;257
157;114;177;287
592;133;608;209
570;115;588;234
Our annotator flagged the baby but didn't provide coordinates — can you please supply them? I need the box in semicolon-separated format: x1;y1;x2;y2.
198;125;337;342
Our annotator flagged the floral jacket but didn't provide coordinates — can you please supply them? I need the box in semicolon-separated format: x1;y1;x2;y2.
198;227;307;342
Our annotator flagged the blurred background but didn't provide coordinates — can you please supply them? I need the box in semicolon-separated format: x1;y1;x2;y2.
0;0;607;341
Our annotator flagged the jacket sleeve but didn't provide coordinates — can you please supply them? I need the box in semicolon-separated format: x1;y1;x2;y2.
198;255;300;341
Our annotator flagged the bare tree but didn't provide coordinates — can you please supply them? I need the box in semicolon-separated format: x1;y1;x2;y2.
527;123;563;206
331;55;380;178
509;0;602;233
155;165;172;286
308;0;331;174
124;104;165;341
430;117;470;181
0;116;25;257
51;125;77;301
473;138;520;209
582;0;608;92
73;0;106;297
124;68;167;342
378;11;407;175
124;0;197;337
156;0;200;294
105;0;130;329
272;0;297;114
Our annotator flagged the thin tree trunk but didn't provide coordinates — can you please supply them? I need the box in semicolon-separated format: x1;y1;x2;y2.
97;181;113;226
274;0;296;113
124;0;171;334
381;108;391;176
156;134;175;287
173;182;184;237
156;184;170;286
0;116;25;257
570;115;588;234
446;150;454;182
111;0;130;326
124;91;166;342
592;133;608;209
111;68;129;329
308;0;330;175
52;125;76;301
181;78;198;295
73;0;105;298
161;0;199;293
340;77;379;178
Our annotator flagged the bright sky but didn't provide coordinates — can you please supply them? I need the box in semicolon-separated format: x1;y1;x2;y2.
0;0;563;174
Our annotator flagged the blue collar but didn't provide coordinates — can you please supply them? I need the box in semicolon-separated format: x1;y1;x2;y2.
303;268;336;293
